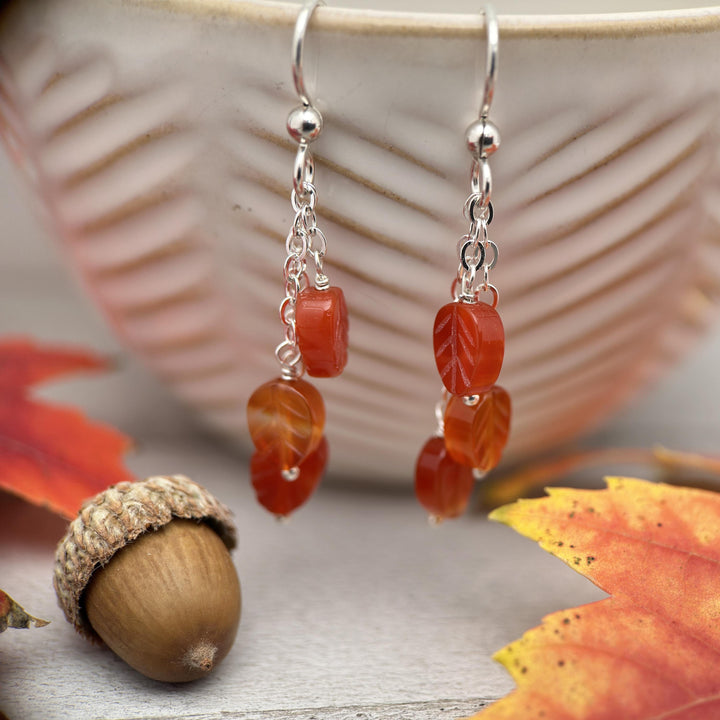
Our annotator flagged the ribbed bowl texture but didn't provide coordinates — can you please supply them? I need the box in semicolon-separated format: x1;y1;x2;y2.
1;0;720;481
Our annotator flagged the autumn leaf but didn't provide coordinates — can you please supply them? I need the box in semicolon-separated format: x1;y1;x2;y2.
471;478;720;720
0;588;49;632
0;338;108;392
0;337;135;519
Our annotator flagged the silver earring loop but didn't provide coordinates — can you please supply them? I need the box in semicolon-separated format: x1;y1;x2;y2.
292;0;325;108
479;4;498;121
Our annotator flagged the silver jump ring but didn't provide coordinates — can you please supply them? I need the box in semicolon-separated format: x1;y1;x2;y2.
276;339;303;369
291;182;317;212
284;274;302;301
279;295;296;323
485;240;499;270
308;227;328;256
461;238;486;271
285;230;308;259
479;4;498;121
293;144;315;194
294;204;317;234
477;282;499;308
292;0;325;108
464;195;493;226
470;159;492;204
457;231;478;256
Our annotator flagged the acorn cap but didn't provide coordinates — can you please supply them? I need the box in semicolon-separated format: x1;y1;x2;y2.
54;474;237;639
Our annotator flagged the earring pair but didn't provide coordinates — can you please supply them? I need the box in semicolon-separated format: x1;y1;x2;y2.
246;2;509;520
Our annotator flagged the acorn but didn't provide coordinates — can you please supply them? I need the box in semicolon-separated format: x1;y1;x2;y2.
53;474;241;682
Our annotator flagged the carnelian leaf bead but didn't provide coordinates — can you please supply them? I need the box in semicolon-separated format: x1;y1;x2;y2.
246;377;325;469
444;386;511;472
296;286;349;378
414;436;475;521
251;437;328;517
433;301;504;395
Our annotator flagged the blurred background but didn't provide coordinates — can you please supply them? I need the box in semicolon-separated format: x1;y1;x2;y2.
2;136;720;487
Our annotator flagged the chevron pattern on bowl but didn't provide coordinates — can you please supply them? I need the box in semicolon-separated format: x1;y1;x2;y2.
2;0;720;481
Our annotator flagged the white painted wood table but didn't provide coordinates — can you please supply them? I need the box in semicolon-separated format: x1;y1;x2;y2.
2;151;720;719
3;329;720;720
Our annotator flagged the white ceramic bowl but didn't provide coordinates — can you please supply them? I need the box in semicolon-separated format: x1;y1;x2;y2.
1;0;720;481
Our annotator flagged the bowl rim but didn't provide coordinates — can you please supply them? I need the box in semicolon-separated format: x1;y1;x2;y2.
137;1;720;38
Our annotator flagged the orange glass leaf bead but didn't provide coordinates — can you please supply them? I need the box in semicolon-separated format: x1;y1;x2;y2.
433;301;504;395
251;436;328;517
444;385;511;472
246;377;325;469
296;286;349;378
414;436;475;521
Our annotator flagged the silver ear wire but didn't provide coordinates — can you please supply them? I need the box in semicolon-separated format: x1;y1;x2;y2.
287;0;325;200
479;3;498;121
291;0;325;109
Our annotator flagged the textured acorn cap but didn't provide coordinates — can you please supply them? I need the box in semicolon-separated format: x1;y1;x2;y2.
53;474;236;639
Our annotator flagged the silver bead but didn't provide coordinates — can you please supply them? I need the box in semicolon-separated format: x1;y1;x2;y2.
287;105;323;144
465;119;500;158
462;394;481;406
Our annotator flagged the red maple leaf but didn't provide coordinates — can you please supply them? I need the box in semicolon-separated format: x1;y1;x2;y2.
0;337;135;519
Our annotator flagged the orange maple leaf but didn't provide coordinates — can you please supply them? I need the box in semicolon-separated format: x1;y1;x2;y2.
471;477;720;720
0;337;135;519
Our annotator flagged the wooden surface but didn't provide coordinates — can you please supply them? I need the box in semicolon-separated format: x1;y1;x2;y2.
1;439;605;720
2;324;720;720
2;151;720;719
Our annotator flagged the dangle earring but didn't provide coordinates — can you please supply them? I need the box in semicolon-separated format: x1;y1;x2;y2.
415;4;510;522
247;0;349;517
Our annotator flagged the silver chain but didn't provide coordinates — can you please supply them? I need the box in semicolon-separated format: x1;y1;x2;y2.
275;186;310;380
454;160;498;306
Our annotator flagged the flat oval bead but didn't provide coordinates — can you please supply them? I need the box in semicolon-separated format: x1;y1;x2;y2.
433;301;504;395
414;436;475;521
444;385;511;472
251;437;328;517
246;377;325;469
296;286;349;378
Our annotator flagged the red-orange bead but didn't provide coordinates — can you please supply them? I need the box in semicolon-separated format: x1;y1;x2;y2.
296;286;349;378
246;377;325;469
251;437;328;517
444;386;511;472
414;436;475;521
433;301;504;395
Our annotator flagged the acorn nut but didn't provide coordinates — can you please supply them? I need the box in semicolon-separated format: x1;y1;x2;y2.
53;474;241;682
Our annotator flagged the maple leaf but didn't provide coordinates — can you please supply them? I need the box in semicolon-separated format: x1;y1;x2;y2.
470;478;720;720
0;588;49;632
0;337;135;519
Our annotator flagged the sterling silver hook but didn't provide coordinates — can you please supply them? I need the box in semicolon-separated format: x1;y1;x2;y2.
292;0;325;108
479;4;498;121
